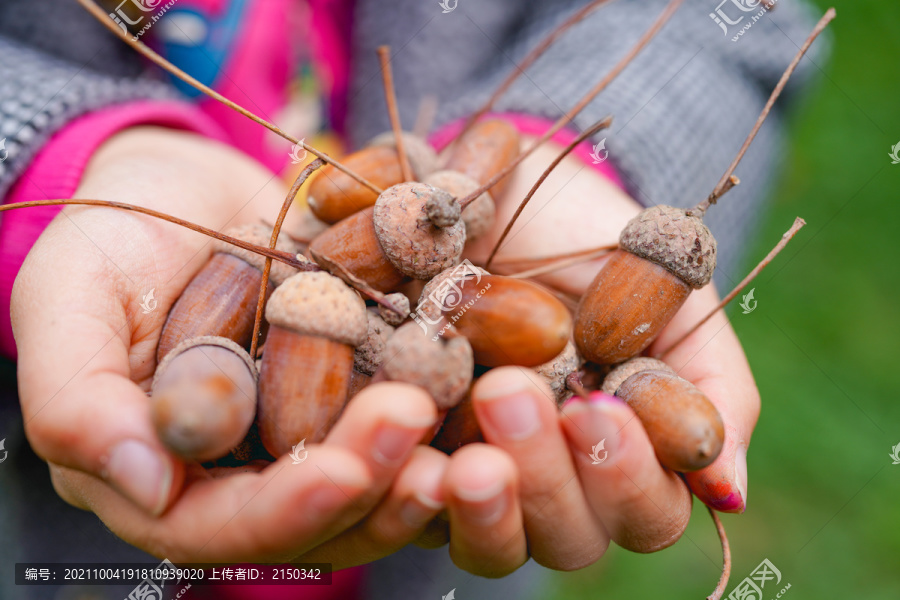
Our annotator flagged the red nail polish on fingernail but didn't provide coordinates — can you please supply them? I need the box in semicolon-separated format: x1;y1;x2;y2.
706;486;745;513
588;391;626;405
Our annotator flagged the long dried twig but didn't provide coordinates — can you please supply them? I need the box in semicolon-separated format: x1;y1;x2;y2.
490;243;618;271
693;8;836;215
503;245;616;279
0;199;316;270
657;217;806;358
377;46;414;182
77;0;383;195
483;115;612;265
706;506;732;600
250;159;325;358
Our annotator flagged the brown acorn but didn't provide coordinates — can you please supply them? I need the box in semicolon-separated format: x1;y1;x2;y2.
157;224;299;361
444;118;520;199
417;268;571;367
430;390;484;455
307;132;437;224
256;271;368;457
150;336;257;462
574;206;716;365
535;341;583;406
424;170;495;242
308;182;466;292
602;357;724;472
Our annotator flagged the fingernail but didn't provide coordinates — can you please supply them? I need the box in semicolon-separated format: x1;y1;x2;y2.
400;492;443;528
373;423;427;467
480;392;540;441
104;440;172;516
734;445;748;511
455;480;508;525
588;391;626;406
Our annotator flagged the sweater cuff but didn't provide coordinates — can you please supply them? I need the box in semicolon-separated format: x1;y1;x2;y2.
0;100;229;360
429;113;626;191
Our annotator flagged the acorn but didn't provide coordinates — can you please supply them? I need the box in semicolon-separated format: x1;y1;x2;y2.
535;341;583;405
602;357;724;472
424;170;495;242
430;389;484;455
308;182;466;292
574;206;716;365
150;336;257;462
307;132;438;224
157;223;300;361
417;268;571;367
443;118;520;199
256;271;368;456
354;307;396;376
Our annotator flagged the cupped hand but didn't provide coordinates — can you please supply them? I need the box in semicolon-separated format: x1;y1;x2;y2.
452;136;760;572
12;127;451;566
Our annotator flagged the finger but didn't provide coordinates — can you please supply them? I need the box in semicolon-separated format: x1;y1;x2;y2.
472;367;609;570
48;445;374;563
443;444;527;578
299;445;448;567
650;285;760;513
560;392;692;553
325;382;438;503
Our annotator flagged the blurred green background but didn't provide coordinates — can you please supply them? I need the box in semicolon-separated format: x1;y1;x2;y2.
547;0;900;598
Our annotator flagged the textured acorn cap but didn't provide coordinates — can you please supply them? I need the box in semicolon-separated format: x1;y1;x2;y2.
214;223;302;284
373;182;466;279
354;308;396;376
379;292;410;326
265;271;368;346
424;170;495;241
619;205;717;288
535;341;583;406
416;263;490;321
368;131;439;179
152;335;258;390
602;357;675;396
382;322;474;410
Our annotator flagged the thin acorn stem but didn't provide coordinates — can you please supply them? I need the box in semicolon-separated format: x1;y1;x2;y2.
251;159;325;358
377;46;414;182
484;115;612;267
458;0;684;210
693;8;836;216
502;245;616;279
706;506;732;600
490;243;618;271
77;0;384;196
0;199;318;271
657;217;806;358
453;0;613;145
565;371;590;400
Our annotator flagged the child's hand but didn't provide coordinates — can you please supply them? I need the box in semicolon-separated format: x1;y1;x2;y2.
10;127;451;565
447;138;760;574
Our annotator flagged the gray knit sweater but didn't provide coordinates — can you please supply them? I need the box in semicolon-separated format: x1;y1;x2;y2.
0;1;825;599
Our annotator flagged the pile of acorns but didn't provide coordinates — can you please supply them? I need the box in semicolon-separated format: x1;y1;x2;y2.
149;118;724;476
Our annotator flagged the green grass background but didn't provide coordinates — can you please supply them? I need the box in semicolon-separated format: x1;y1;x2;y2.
545;1;900;598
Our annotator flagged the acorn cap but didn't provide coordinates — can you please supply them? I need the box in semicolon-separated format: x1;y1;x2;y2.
619;205;717;289
265;271;368;346
424;170;495;241
152;335;258;390
373;182;466;279
379;292;410;326
368;131;439;179
382;322;474;410
416;262;490;321
535;341;584;406
214;223;303;284
354;308;396;376
601;357;675;396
